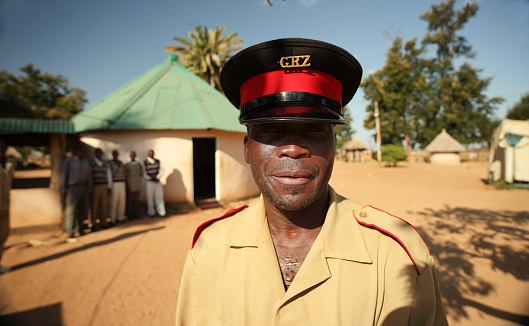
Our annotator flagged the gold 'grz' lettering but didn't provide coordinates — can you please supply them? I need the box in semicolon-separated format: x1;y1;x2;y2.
279;55;311;68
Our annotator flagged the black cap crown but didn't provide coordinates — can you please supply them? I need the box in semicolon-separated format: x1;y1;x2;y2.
220;38;362;125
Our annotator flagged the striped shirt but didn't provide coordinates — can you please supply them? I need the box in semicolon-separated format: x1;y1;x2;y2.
90;158;111;186
110;159;127;182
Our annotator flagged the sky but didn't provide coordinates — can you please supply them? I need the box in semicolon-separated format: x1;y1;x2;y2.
1;0;528;149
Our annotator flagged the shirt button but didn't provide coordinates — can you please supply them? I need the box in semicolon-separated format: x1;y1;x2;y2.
359;211;368;218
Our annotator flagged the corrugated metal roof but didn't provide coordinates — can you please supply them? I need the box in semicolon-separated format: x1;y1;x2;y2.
0;118;75;133
72;55;245;133
424;129;467;152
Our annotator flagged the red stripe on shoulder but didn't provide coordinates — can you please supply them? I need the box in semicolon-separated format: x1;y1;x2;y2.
354;205;430;275
191;203;248;248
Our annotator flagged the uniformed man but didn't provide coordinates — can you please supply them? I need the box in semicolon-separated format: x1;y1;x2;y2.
175;38;448;325
0;140;14;273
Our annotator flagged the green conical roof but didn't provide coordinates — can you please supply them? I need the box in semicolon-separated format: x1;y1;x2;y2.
72;55;245;133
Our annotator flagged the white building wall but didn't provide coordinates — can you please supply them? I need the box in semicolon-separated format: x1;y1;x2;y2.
430;153;461;165
79;129;259;203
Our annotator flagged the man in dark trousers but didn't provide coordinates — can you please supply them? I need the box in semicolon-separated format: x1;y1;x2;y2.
176;38;447;325
61;146;92;241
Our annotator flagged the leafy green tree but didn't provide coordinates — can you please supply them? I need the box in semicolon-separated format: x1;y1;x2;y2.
362;36;428;150
381;144;407;166
362;0;503;149
0;63;87;119
165;26;243;92
334;106;355;152
506;93;529;121
418;0;503;147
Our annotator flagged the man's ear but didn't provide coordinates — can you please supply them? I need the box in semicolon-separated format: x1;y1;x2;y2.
243;134;250;164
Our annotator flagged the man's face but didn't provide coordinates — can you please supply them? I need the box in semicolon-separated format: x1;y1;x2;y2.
130;151;136;161
148;150;154;158
244;122;336;212
95;149;103;160
75;148;84;158
112;150;119;159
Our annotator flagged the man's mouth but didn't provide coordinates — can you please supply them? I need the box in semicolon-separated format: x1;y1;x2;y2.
272;171;313;185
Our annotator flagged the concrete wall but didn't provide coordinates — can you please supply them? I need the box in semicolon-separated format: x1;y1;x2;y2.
79;129;259;203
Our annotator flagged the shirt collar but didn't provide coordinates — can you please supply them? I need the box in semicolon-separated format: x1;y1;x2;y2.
321;187;372;263
227;187;372;264
146;157;155;164
93;157;103;166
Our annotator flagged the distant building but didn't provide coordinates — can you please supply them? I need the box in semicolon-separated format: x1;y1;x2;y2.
424;129;467;165
72;55;259;204
489;119;529;183
342;136;367;163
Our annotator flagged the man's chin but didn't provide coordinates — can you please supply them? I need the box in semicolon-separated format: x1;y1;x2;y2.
263;189;319;213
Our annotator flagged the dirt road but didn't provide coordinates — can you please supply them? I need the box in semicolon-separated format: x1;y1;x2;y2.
0;161;528;326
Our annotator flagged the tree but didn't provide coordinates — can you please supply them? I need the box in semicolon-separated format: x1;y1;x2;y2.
334;106;355;152
362;36;428;150
0;63;87;119
418;0;503;147
165;26;243;92
361;0;503;149
506;93;529;121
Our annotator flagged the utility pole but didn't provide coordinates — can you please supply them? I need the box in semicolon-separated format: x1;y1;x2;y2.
374;101;382;164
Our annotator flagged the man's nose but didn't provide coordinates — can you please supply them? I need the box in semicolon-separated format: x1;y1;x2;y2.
277;144;310;159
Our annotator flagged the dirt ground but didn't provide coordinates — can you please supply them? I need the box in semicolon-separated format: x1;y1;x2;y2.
0;161;528;326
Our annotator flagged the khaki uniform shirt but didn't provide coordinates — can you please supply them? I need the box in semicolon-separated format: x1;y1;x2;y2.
0;162;14;213
176;187;448;326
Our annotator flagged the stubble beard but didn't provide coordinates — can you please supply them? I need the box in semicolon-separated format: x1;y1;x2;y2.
250;159;334;213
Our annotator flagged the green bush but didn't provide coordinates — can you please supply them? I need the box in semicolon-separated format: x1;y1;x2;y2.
381;144;407;166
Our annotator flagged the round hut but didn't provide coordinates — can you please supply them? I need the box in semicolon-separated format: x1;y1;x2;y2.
342;136;367;162
424;129;467;165
72;55;259;204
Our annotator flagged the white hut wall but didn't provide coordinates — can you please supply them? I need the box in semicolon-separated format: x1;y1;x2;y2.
430;152;461;165
79;129;257;203
215;130;260;202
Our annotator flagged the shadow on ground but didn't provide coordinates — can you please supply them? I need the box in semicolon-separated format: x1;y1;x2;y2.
0;302;63;326
409;206;529;325
8;226;165;272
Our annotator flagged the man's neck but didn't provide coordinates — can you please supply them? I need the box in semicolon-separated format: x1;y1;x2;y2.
264;190;329;235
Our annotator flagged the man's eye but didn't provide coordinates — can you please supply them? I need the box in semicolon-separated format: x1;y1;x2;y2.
259;126;281;133
306;126;325;132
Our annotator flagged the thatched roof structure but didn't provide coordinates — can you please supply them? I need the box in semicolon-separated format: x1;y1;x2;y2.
424;129;466;153
344;136;367;150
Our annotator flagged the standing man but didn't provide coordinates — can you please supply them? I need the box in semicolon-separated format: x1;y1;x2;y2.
61;145;92;241
0;141;14;273
125;150;143;220
109;150;126;225
176;38;447;325
89;148;112;230
144;149;165;217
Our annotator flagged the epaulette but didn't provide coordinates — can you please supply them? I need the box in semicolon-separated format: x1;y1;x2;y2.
191;203;248;248
353;205;430;275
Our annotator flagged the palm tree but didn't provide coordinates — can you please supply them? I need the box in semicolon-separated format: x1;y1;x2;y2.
165;26;243;92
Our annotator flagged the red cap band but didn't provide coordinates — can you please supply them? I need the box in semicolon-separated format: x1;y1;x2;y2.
240;69;343;107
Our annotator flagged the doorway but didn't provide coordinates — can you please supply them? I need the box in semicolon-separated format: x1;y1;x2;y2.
192;137;216;202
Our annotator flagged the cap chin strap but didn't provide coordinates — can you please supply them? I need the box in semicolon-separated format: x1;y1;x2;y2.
239;91;344;122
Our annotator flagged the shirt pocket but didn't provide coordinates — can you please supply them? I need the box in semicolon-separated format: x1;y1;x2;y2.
191;309;230;326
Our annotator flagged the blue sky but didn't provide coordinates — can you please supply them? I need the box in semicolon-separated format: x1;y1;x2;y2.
1;0;528;149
